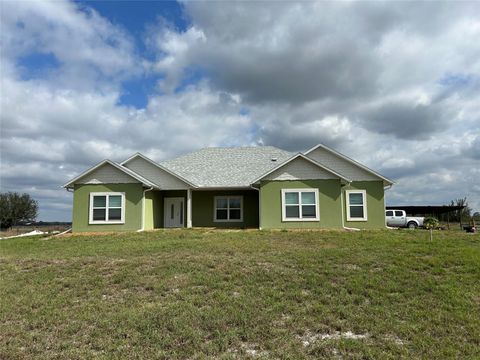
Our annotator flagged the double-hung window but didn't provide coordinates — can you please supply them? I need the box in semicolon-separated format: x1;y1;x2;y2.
214;196;243;222
89;192;125;224
346;190;367;221
281;189;319;221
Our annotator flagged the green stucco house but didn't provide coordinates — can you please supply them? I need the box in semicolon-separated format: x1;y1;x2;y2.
64;144;394;232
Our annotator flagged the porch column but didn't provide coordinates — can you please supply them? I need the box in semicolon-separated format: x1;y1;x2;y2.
187;188;192;228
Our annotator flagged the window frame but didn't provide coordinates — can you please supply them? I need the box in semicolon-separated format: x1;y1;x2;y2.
346;190;368;221
213;195;244;223
281;188;320;222
89;192;126;224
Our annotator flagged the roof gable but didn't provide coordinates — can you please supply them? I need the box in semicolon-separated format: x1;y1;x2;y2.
121;153;195;189
63;160;157;189
65;144;393;190
253;153;351;184
304;144;394;186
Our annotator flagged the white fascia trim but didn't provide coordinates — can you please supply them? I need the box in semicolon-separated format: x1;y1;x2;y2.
120;152;144;165
194;186;252;191
304;143;395;186
251;153;351;185
63;159;158;189
250;153;300;184
119;162;159;188
63;160;110;188
345;189;368;222
120;152;198;188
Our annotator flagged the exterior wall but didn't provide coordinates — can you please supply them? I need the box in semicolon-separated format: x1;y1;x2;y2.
343;181;386;229
192;190;259;228
143;189;258;229
260;179;343;229
76;163;139;184
123;157;190;189
151;191;163;228
144;191;154;230
140;190;191;229
72;183;143;232
306;147;379;181
263;157;338;181
71;182;385;231
143;190;170;229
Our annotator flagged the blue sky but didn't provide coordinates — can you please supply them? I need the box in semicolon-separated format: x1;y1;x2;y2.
1;0;479;221
81;0;191;108
81;0;189;33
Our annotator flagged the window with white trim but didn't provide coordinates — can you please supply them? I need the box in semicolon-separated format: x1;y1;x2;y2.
281;189;319;221
346;190;367;221
89;192;125;224
214;196;243;222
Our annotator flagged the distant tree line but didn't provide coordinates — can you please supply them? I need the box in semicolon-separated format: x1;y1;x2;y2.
440;197;472;222
0;192;38;229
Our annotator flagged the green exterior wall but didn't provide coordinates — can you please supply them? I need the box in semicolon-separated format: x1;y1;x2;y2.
72;183;143;232
259;179;386;229
143;190;157;231
144;190;169;229
192;190;259;228
343;181;386;229
141;190;257;229
143;190;187;228
72;181;385;232
259;179;343;229
151;191;164;228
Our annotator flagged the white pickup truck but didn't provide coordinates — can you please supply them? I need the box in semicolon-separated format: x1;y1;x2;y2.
385;210;424;229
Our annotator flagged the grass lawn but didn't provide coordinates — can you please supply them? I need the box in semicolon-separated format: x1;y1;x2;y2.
1;229;479;359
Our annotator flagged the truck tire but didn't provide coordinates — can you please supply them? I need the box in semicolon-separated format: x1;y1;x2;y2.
407;222;418;229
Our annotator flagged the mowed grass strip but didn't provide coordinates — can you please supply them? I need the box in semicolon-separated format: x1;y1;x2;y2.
1;229;479;359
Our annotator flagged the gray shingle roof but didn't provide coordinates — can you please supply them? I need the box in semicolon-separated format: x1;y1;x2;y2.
161;146;294;187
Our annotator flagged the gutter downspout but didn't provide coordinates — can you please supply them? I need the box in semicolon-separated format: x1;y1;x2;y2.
341;182;361;231
138;186;154;232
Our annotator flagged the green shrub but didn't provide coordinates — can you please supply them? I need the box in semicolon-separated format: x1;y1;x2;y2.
424;217;439;230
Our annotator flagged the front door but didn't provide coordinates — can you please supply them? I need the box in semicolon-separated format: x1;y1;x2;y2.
164;197;184;228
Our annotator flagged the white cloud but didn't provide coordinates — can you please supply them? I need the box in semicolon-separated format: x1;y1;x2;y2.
1;73;252;220
153;26;206;92
381;158;415;170
1;0;139;90
1;0;479;221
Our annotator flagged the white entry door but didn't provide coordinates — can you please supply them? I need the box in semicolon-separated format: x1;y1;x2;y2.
164;197;184;228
